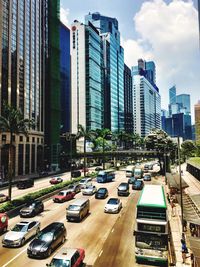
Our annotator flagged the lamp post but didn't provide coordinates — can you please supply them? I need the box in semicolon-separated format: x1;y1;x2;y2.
177;136;184;233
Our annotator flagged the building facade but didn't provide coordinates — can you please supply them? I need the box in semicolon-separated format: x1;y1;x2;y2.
176;94;191;115
132;75;161;137
124;64;133;133
71;20;104;134
0;0;47;177
195;100;200;142
85;12;124;132
60;23;70;134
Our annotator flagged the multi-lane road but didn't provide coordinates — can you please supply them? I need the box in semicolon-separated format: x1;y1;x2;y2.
0;167;161;267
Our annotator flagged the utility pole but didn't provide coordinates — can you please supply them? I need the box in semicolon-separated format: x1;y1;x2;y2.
177;136;184;233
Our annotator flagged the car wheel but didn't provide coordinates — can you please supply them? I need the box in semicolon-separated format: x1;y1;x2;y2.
21;238;25;246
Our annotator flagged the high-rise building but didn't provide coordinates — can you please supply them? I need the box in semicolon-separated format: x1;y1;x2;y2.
0;0;47;176
195;100;200;142
71;20;104;134
169;86;176;104
85;12;124;132
124;64;133;134
176;94;191;115
0;0;61;177
60;23;70;134
132;75;161;137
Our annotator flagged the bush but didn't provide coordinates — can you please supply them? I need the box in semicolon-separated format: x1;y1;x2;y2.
0;177;84;213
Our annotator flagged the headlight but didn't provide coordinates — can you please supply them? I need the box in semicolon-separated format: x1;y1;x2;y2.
40;246;48;252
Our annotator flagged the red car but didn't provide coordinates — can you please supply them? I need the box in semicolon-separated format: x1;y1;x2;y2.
53;190;75;203
47;247;85;267
49;177;63;184
0;213;8;233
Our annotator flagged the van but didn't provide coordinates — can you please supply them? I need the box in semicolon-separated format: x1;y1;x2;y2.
16;178;34;189
71;170;81;178
126;165;135;177
66;198;90;222
117;182;129;196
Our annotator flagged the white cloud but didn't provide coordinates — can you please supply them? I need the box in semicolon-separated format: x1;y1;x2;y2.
60;6;70;27
123;0;200;121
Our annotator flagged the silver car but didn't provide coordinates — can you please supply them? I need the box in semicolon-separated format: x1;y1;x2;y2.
104;198;122;213
82;185;97;195
2;221;40;247
79;178;92;189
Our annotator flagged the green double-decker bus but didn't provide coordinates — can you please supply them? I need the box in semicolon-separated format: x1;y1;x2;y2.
134;184;168;265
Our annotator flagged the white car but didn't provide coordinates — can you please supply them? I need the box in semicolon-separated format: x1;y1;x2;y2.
79;178;92;189
2;221;40;247
104;198;122;213
82;185;97;195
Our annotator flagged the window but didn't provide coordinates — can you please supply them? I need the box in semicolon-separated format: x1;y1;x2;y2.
20;136;23;142
2;135;6;142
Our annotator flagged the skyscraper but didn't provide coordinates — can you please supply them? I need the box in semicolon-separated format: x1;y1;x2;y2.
85;12;124;132
60;23;70;134
176;94;191;115
71;20;104;134
132;75;161;137
195;100;200;142
169;86;176;104
124;64;133;134
0;0;47;176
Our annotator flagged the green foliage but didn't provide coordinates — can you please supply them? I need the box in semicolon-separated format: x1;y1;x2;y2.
187;157;200;168
181;140;196;160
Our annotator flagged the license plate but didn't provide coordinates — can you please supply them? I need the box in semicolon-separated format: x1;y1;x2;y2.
32;251;37;255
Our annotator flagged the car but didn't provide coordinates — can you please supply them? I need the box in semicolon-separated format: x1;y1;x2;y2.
128;177;136;184
104;198;122;213
17;178;34;189
39;171;49;177
117;182;129;196
132;180;144;190
71;170;81;178
27;222;66;258
67;183;81;194
46;247;85;267
79;177;92;189
0;213;8;233
95;187;108;199
95;167;103;172
53;190;75;203
50;177;63;184
82;185;97;195
143;173;152;181
20;200;44;217
0;193;9;203
2;221;40;247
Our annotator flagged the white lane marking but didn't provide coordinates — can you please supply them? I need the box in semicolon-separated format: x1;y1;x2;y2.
111;228;114;233
1;245;28;267
98;250;103;257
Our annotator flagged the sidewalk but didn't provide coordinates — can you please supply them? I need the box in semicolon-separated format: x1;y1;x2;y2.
167;163;200;266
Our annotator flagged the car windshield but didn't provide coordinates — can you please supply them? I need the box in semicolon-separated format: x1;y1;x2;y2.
12;224;28;232
25;202;36;208
37;232;54;242
136;232;167;250
49;259;70;267
135;181;142;185
98;188;106;193
68;205;80;211
80;179;86;183
58;192;65;196
107;199;118;205
85;186;93;189
68;185;74;189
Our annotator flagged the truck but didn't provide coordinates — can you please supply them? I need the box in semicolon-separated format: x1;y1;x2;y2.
126;165;135;177
134;168;143;179
96;169;115;183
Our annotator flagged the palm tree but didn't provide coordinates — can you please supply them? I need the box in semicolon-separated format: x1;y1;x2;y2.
0;102;34;200
95;128;112;169
76;124;95;176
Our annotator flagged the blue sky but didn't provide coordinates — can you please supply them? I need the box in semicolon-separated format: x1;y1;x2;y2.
60;0;200;122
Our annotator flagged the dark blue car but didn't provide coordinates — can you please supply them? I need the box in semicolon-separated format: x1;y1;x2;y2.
132;180;144;190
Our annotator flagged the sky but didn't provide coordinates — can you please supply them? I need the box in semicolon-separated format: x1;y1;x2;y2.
60;0;200;123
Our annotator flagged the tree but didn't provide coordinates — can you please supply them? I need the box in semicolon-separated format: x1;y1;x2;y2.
76;124;95;176
0;102;34;200
145;129;176;175
95;128;112;169
181;140;196;161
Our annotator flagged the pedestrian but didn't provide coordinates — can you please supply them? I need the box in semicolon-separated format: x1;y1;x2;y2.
170;197;176;216
181;239;188;264
166;193;170;204
183;219;187;232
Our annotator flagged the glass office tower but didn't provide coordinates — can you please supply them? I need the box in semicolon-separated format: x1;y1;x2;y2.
176;94;191;115
85;12;124;132
124;64;133;134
